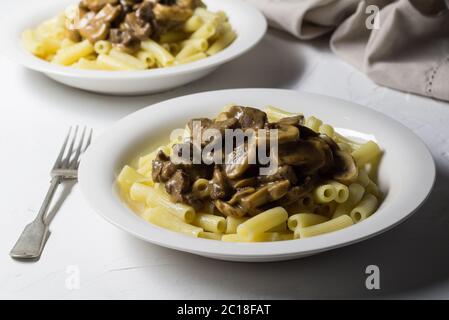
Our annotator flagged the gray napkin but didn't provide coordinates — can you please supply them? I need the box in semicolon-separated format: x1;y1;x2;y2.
246;0;449;101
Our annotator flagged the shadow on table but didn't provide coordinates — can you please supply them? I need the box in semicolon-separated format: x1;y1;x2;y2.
18;30;304;117
123;161;449;299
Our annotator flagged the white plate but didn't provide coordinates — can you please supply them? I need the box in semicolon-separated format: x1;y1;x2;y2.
78;89;435;262
6;0;266;95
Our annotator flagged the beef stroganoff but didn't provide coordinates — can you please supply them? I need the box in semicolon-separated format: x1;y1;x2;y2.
22;0;236;70
117;105;383;242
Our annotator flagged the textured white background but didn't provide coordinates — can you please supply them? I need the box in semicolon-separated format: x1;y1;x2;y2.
1;0;449;300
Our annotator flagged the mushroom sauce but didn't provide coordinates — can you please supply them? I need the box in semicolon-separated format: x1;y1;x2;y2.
151;106;359;217
68;0;203;53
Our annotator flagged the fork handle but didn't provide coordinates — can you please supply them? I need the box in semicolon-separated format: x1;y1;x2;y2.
36;177;61;223
10;177;62;259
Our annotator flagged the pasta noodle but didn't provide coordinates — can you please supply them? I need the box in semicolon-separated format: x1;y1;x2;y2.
174;52;208;65
295;215;354;239
327;181;349;203
314;201;337;217
94;40;112;55
134;183;195;223
136;51;156;68
237;207;288;240
190;21;217;40
319;124;335;137
109;49;147;70
97;54;136;71
264;106;301;122
225;216;249;234
305;116;323;132
183;15;204;33
207;26;236;56
117;165;153;193
143;207;202;238
73;58;102;70
288;213;329;230
199;231;222;240
313;184;337;203
176;39;209;60
268;222;288;232
222;232;290;242
356;169;370;187
333;183;365;218
192;179;210;199
352;141;381;167
51;40;94;66
366;180;381;198
159;31;188;44
350;193;378;222
192;213;226;233
141;39;175;67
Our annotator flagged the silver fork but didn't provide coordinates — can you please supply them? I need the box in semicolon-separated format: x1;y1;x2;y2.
10;126;92;260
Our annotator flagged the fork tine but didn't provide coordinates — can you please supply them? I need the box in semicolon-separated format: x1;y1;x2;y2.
75;128;93;170
85;128;93;151
52;127;72;170
62;126;78;169
70;127;87;169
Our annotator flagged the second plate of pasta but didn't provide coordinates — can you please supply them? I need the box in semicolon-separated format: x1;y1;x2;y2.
8;0;266;95
78;89;435;261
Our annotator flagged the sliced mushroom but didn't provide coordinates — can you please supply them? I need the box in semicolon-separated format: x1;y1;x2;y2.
158;0;177;5
65;7;92;42
153;2;193;22
267;180;290;200
188;117;238;145
320;134;358;183
228;187;255;205
136;0;155;21
211;118;239;133
278;139;326;168
110;29;140;52
110;1;157;52
79;4;122;43
177;0;203;8
81;0;119;12
215;200;246;218
333;150;358;184
239;180;290;210
320;134;339;152
225;143;250;179
122;12;152;40
257;165;297;185
278;115;305;126
298;125;319;139
210;167;231;200
274;124;299;144
188;117;213;134
229;177;257;189
227;106;268;129
276;176;314;205
215;111;231;122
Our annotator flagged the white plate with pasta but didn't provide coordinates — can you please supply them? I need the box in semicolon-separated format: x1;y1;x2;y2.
78;89;435;262
7;0;266;95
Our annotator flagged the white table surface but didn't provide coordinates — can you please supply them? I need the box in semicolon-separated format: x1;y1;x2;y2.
1;1;449;300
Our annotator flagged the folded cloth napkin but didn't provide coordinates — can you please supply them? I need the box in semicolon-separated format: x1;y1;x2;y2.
245;0;449;101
